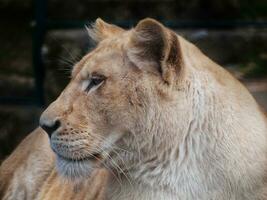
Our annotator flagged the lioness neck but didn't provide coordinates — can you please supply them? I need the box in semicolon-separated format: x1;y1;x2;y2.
108;180;176;200
108;53;267;199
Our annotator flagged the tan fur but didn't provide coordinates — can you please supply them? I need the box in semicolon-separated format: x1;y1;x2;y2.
0;128;108;200
1;18;267;199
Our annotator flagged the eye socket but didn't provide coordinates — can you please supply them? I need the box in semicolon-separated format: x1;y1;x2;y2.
85;76;105;92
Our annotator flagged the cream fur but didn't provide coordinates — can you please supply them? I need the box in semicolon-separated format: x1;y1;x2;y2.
1;18;267;200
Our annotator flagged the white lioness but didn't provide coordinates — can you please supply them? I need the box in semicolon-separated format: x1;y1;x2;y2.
1;18;267;200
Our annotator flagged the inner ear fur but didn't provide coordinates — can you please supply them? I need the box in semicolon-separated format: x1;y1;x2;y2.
129;18;184;85
87;18;124;43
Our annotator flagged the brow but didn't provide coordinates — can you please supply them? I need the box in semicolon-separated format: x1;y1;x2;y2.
71;52;93;78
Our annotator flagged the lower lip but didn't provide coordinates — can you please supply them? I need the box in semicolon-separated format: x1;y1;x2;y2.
56;154;101;163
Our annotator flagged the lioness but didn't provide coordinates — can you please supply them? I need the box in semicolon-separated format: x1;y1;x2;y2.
1;18;267;200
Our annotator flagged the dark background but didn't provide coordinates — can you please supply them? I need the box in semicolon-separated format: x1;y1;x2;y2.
0;0;267;162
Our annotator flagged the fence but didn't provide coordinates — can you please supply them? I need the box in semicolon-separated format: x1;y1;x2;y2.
1;0;267;107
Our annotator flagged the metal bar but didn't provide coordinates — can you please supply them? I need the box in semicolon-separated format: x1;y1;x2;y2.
32;0;47;107
3;8;267;107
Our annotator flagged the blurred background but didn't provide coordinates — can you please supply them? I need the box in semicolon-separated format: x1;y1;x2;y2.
0;0;267;162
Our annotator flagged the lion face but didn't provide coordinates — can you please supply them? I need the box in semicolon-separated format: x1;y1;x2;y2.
40;18;187;180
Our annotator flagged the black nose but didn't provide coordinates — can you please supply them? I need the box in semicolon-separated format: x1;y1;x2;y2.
39;119;61;138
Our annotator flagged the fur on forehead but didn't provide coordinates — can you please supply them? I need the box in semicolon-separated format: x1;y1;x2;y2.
86;18;125;43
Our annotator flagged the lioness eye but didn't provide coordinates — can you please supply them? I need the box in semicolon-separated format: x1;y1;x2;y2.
85;76;105;92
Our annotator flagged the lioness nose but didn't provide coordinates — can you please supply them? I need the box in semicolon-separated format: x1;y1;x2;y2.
39;118;61;138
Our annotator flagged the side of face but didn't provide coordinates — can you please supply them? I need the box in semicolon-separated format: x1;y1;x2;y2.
39;18;187;180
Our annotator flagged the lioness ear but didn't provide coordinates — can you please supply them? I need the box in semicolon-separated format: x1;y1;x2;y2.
129;18;184;85
87;18;124;43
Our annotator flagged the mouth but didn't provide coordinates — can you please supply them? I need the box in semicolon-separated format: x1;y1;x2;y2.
57;153;102;162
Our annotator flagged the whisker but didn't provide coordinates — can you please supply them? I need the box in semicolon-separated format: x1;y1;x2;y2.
48;35;82;74
83;149;124;188
99;147;134;189
131;131;141;165
88;133;132;154
65;130;136;190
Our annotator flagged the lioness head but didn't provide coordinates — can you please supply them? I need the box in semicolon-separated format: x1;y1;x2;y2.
40;18;193;180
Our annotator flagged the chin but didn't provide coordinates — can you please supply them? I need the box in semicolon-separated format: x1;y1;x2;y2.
55;155;99;181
